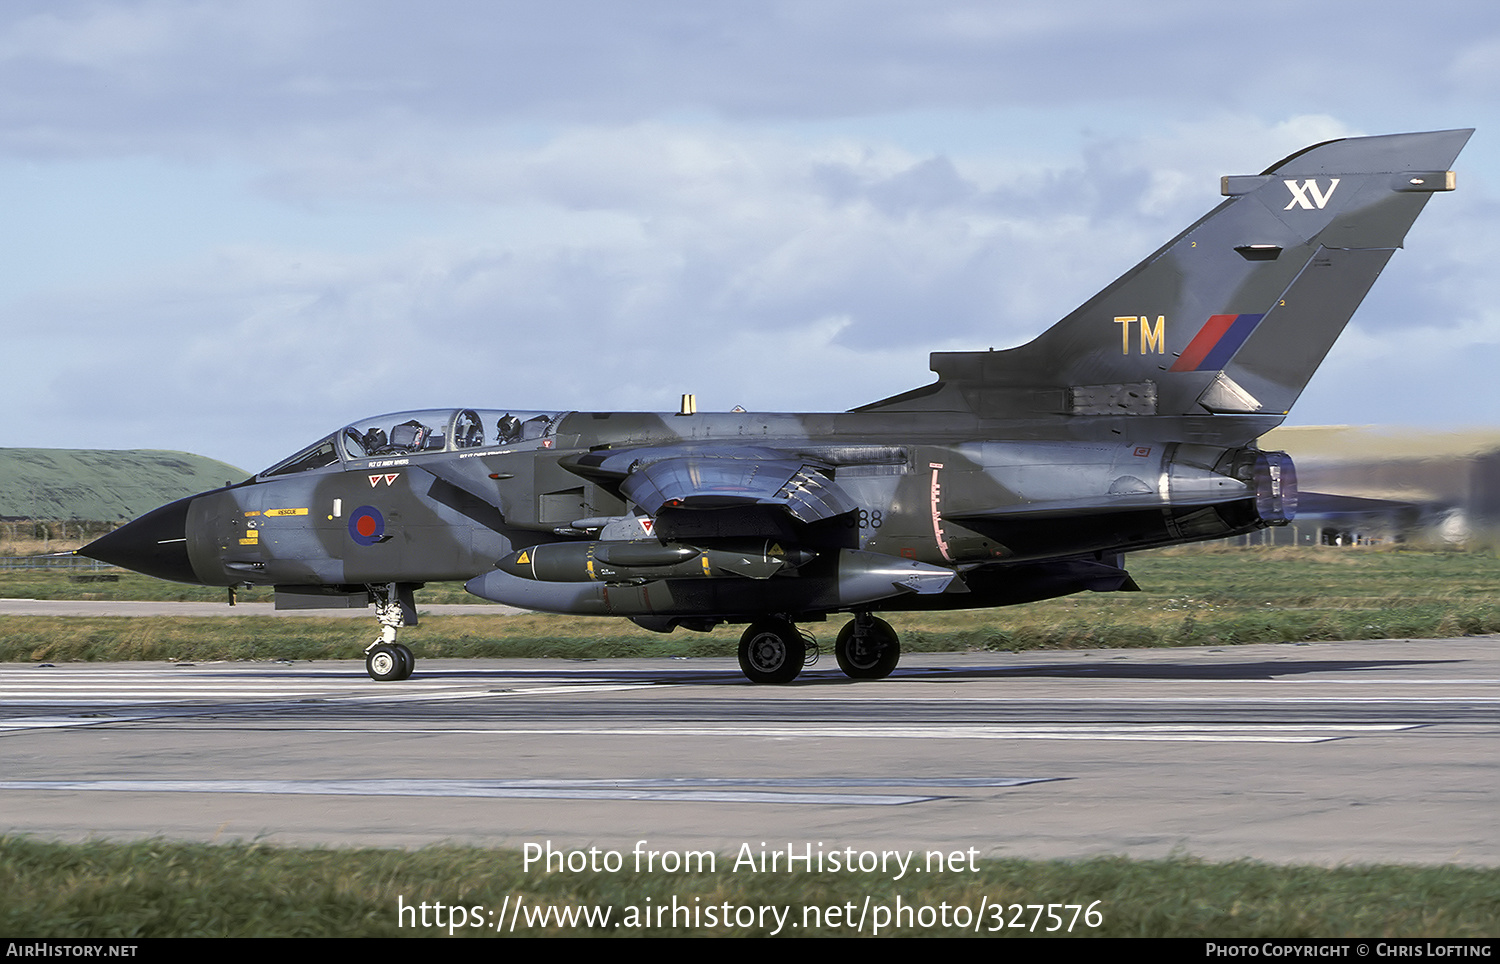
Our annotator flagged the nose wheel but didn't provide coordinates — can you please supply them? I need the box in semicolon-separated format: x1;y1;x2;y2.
366;642;414;681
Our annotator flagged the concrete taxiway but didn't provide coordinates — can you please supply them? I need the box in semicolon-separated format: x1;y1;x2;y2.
1;637;1495;865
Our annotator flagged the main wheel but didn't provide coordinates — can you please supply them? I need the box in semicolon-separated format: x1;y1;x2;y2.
366;643;404;682
835;616;900;679
738;619;806;684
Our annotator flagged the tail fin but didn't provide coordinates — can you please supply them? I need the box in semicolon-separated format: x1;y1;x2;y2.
860;129;1472;426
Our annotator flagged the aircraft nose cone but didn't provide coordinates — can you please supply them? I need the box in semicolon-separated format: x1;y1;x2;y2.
79;496;200;584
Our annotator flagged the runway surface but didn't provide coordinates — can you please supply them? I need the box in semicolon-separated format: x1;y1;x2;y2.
1;637;1495;865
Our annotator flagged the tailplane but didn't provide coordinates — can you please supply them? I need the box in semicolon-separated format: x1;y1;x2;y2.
860;129;1472;424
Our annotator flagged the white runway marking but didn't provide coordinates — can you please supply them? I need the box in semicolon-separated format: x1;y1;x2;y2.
347;724;1418;743
3;717;1402;742
0;666;643;732
0;665;1463;742
0;777;1050;806
874;695;1499;704
0;665;647;718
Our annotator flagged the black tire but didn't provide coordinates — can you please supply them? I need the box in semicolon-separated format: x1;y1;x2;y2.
835;617;900;679
393;643;415;680
738;619;806;684
366;644;404;681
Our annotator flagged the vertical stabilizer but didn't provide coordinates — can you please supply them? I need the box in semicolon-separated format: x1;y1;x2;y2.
860;129;1472;424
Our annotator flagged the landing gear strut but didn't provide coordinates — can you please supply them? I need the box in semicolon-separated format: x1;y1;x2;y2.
738;618;809;684
364;582;418;681
835;614;900;680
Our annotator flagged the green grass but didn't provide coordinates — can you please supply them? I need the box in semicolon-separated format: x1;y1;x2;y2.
0;568;275;603
2;838;1495;937
5;546;1500;663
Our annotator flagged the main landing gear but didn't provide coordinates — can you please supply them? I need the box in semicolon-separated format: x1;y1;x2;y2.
364;582;418;681
737;618;809;684
737;613;902;684
834;613;900;680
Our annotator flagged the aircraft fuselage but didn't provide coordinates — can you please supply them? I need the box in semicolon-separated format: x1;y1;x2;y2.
93;406;1287;613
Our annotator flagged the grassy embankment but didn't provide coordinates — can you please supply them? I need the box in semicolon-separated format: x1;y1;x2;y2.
4;545;1500;663
2;837;1496;937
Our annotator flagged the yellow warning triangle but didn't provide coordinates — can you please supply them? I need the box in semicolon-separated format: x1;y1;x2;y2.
516;550;530;564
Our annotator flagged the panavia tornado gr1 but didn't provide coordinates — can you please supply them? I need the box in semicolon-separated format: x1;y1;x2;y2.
81;129;1471;684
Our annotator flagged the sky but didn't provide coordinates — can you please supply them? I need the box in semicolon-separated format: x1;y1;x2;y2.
4;0;1500;473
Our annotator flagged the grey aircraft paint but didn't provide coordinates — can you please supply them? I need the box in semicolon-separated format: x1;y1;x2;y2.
82;130;1472;684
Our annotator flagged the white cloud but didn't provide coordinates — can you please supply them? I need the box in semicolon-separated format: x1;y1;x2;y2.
2;2;1497;469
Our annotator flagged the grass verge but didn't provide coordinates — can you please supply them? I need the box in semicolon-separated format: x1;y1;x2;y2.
5;546;1500;663
3;838;1496;938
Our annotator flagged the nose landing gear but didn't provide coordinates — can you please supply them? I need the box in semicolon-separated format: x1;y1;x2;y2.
366;641;414;681
364;582;419;681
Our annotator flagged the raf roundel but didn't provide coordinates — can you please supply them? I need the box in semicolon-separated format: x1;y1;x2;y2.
348;506;385;546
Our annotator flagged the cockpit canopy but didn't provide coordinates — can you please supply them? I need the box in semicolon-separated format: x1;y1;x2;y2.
260;408;565;478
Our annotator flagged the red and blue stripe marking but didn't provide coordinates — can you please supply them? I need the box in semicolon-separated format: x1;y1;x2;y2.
1169;313;1265;372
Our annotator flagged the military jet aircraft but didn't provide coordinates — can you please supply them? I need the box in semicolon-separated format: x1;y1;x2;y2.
81;129;1471;684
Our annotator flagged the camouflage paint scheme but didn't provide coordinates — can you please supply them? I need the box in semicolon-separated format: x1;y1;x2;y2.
82;130;1472;683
